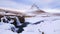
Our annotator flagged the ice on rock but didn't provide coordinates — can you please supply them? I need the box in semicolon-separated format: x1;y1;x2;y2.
15;17;22;26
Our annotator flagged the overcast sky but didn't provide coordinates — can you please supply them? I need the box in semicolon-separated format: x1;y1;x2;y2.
0;0;60;13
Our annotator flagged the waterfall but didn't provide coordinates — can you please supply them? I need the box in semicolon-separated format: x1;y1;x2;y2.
15;17;22;26
0;16;25;33
8;19;14;24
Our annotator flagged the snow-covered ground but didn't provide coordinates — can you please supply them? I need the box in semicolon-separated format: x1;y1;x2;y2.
0;22;17;34
20;16;60;34
0;15;60;34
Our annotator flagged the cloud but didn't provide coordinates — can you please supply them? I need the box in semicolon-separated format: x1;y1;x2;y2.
0;0;31;10
0;0;60;10
14;0;60;9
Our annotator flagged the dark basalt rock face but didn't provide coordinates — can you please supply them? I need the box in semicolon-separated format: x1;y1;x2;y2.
0;15;4;22
18;16;25;23
11;18;17;27
0;15;3;18
0;15;26;33
12;18;24;33
17;22;30;33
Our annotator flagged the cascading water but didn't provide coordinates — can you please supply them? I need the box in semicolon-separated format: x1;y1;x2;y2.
15;17;22;26
0;16;26;34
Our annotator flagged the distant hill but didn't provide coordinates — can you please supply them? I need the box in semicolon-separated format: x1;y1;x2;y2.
0;7;60;18
0;7;36;17
32;9;46;14
0;7;27;16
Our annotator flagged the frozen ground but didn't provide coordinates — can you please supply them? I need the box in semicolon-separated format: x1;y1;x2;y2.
0;23;17;34
0;15;60;34
20;16;60;34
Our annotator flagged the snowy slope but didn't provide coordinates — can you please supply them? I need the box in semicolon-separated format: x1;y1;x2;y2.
0;23;17;34
0;15;60;34
20;16;60;34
